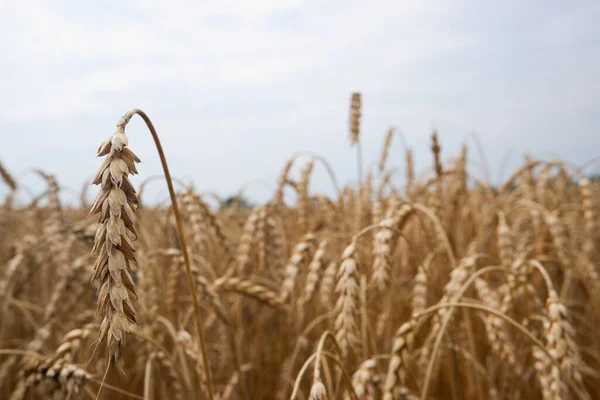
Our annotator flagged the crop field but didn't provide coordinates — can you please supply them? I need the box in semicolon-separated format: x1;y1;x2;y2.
0;95;599;399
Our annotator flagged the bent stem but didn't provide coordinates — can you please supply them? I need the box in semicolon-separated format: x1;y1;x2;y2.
416;302;587;400
120;109;214;400
290;349;358;400
412;203;457;267
292;152;341;195
420;265;504;400
283;312;335;400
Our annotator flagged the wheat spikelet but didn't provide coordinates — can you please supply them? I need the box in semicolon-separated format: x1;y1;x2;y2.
181;191;210;254
44;256;91;321
309;377;328;400
536;164;552;208
90;119;141;369
358;169;372;229
165;252;182;314
280;232;316;303
349;93;361;145
183;191;232;259
474;277;501;310
447;143;467;198
431;131;442;178
474;277;521;375
372;204;413;292
371;199;384;226
500;256;537;315
256;203;270;273
430;131;443;216
497;211;515;270
546;212;572;269
53;324;97;363
0;245;31;304
303;239;329;304
378;128;394;172
405;149;414;192
383;320;415;399
25;362;90;399
266;213;286;277
235;207;260;275
412;265;428;318
334;242;361;357
532;345;556;400
315;195;338;226
44;173;62;228
137;252;159;328
579;177;598;256
374;308;390;341
21;323;98;398
320;260;338;308
441;256;477;309
544;289;587;398
419;255;477;374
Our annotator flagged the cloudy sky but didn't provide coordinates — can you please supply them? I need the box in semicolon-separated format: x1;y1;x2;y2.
1;0;599;205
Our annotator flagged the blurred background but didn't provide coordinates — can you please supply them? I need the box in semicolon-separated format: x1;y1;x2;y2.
0;0;598;205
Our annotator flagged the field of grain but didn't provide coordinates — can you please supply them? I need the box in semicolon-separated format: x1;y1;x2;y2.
1;96;599;400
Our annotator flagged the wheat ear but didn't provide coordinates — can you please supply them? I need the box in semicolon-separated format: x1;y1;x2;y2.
95;109;214;398
90;117;141;369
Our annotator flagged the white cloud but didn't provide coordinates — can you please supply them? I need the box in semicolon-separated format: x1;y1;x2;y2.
0;0;472;120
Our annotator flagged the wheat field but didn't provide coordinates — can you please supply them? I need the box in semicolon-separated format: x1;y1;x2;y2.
1;97;599;400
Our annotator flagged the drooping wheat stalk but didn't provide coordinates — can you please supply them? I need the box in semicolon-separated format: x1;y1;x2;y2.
90;109;214;398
